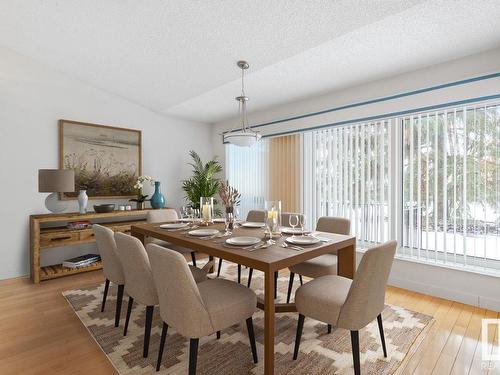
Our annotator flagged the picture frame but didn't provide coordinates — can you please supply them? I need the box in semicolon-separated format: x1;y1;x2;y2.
59;119;142;200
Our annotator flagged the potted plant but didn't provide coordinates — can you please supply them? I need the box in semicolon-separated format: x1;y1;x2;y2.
130;175;154;210
218;180;241;230
181;151;222;212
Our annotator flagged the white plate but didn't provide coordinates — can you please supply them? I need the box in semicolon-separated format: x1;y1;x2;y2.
226;236;261;246
159;223;188;229
281;227;310;235
286;236;320;245
241;222;266;228
213;218;225;223
188;229;219;237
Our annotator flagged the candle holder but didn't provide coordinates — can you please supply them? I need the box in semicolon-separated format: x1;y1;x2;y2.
200;197;214;226
264;200;282;237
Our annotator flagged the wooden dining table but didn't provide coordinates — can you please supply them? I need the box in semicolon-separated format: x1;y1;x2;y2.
131;222;356;375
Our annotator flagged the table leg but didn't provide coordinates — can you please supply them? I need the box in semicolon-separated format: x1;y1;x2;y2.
208;255;215;273
337;244;356;279
264;269;275;375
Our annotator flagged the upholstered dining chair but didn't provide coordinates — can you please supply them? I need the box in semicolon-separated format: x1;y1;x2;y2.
293;240;397;375
147;243;258;374
114;232;208;358
146;209;198;266
217;209;266;284
286;216;351;309
93;224;125;328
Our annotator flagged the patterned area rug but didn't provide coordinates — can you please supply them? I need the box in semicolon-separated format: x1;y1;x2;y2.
63;263;433;374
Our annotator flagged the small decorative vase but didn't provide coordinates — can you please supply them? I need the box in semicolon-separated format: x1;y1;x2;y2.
150;181;165;209
78;190;88;214
225;206;234;230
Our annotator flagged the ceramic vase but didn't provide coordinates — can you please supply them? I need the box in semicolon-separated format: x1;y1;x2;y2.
150;181;165;209
78;190;88;214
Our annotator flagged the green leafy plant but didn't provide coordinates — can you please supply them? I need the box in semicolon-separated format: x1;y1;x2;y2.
182;150;222;209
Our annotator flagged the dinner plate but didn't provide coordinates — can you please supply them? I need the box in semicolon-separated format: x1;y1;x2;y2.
188;229;219;237
241;222;266;228
159;223;189;229
226;236;261;246
286;236;320;245
281;227;310;235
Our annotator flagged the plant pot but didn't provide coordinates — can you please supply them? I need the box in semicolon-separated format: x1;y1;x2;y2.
136;202;145;210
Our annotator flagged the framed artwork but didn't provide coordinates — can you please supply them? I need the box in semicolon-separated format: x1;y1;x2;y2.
59;119;142;199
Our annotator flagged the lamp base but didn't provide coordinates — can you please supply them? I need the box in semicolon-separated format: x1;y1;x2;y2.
45;192;69;213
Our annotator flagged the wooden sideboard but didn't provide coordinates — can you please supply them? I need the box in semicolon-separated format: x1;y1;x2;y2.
30;210;150;283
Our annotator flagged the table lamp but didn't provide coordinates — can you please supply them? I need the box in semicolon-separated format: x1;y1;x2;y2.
38;169;75;213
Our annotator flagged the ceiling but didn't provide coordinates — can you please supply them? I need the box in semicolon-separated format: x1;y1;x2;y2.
1;0;500;124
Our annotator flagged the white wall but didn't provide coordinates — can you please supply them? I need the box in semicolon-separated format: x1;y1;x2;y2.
0;47;214;280
213;47;500;311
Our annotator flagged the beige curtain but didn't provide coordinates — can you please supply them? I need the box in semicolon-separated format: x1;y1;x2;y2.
268;134;301;212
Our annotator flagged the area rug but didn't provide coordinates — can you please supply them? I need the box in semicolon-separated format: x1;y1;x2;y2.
63;263;433;374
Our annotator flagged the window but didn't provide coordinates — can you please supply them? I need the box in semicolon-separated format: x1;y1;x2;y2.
224;100;500;274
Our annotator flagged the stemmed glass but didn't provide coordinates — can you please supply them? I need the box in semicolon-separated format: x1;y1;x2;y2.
289;214;299;238
185;206;194;224
300;215;306;236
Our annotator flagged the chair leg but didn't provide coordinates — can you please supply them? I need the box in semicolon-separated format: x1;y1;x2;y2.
246;317;258;363
101;279;110;312
115;284;124;327
143;305;154;358
238;264;242;284
123;296;134;336
156;322;168;372
216;331;221;339
293;314;305;360
299;275;303;285
274;271;278;299
189;338;199;375
247;268;254;288
377;314;387;358
191;252;197;267
350;330;361;375
286;272;295;303
327;324;332;334
217;258;223;277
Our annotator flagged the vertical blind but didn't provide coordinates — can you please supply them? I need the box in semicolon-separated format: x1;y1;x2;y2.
225;140;268;219
400;103;500;272
225;100;500;275
303;120;392;243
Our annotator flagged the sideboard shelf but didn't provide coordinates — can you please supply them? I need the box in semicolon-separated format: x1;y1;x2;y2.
30;210;151;283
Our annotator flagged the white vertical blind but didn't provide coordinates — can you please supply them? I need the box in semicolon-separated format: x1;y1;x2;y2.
401;102;500;272
225;141;268;219
303;120;392;243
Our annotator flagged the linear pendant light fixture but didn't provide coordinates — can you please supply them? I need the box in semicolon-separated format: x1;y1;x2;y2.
223;60;261;147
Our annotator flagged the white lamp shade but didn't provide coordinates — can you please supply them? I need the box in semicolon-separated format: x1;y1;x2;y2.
224;131;262;147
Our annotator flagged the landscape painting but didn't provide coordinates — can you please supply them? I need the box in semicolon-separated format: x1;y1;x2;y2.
59;120;142;199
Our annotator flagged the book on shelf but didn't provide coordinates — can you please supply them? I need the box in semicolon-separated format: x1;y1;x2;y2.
62;254;101;269
67;220;93;230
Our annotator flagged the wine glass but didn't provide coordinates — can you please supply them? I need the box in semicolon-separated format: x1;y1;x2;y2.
300;215;306;236
181;205;188;220
289;214;299;237
185;206;194;224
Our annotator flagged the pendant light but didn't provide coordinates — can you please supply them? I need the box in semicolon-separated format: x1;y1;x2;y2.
223;60;261;147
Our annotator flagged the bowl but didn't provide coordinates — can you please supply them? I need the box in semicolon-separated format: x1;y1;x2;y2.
93;204;115;213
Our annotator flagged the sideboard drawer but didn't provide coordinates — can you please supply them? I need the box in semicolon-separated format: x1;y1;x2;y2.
40;232;80;248
79;230;96;242
112;224;132;234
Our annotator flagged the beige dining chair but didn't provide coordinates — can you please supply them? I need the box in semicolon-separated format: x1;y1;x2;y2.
217;209;266;285
114;232;208;358
147;243;258;374
147;209;198;266
93;224;125;328
293;240;397;375
286;216;351;309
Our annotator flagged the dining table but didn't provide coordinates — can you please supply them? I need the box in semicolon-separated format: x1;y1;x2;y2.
130;221;356;375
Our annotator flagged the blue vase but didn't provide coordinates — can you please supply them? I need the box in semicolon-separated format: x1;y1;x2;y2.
150;181;165;209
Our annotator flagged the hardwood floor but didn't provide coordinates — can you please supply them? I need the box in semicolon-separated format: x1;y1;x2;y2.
0;270;498;374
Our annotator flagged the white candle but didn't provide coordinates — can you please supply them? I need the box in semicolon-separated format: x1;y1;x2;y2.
202;203;211;221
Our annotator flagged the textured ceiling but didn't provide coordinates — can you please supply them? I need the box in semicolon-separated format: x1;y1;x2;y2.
1;0;500;124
